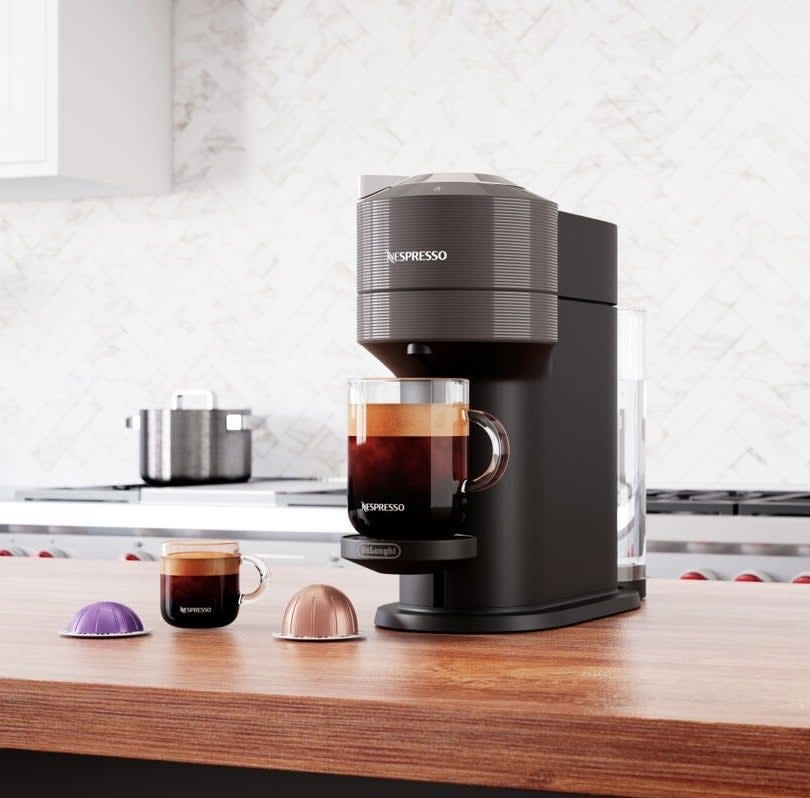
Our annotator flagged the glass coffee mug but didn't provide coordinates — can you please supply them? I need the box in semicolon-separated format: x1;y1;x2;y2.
160;540;269;628
347;377;509;539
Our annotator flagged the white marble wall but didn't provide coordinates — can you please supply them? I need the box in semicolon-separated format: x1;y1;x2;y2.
0;0;809;488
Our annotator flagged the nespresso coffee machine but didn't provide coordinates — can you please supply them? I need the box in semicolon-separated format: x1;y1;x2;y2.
341;173;641;633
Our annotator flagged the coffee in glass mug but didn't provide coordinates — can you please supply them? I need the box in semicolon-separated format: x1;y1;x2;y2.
160;540;268;628
347;378;509;539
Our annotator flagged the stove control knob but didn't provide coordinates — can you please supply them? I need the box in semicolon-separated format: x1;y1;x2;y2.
0;546;28;557
734;570;774;583
121;551;154;561
36;547;68;558
791;572;810;584
680;569;718;580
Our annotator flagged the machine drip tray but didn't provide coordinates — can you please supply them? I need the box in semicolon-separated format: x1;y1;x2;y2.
375;589;641;634
340;534;477;575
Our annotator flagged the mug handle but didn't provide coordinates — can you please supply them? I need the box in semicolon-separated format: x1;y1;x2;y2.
239;553;269;604
462;409;510;494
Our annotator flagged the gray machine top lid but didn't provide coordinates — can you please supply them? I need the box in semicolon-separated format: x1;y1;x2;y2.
356;171;561;344
359;172;551;201
399;172;517;185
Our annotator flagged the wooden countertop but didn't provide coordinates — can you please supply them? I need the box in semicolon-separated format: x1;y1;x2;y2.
1;559;809;797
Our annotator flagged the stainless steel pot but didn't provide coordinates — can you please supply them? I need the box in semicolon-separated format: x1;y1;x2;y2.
126;389;262;486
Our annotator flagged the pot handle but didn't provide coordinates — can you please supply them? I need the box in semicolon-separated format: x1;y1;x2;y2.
171;389;217;410
225;413;265;432
125;415;141;430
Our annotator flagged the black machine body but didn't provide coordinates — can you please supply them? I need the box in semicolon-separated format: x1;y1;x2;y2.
341;173;642;633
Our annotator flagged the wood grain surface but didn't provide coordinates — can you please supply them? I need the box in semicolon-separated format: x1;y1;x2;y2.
1;558;809;797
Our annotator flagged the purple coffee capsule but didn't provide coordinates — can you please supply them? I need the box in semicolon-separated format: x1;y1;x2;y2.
59;601;151;638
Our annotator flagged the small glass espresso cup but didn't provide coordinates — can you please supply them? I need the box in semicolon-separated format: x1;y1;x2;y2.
347;377;509;539
160;540;268;629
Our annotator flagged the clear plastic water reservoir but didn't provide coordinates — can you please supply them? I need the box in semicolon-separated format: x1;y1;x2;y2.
617;309;646;590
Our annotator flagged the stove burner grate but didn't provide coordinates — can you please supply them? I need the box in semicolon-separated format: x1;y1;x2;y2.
647;490;810;517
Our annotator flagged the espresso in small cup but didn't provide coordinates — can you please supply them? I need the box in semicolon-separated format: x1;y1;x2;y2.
160;540;268;629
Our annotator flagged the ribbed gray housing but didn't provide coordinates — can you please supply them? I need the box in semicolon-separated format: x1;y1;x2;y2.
358;197;557;292
358;291;558;341
357;174;559;344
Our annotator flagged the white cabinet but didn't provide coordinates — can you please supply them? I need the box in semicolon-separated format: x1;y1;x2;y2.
0;0;170;200
0;2;52;173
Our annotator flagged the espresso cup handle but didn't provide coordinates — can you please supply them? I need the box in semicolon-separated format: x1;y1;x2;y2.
462;409;510;494
239;553;269;604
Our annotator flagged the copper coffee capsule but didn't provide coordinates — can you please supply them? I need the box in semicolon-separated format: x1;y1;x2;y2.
274;584;363;641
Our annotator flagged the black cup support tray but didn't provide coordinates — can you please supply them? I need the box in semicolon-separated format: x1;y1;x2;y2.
340;534;477;575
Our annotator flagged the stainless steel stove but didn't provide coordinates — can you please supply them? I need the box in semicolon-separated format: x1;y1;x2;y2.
0;478;352;567
647;489;810;583
3;483;810;585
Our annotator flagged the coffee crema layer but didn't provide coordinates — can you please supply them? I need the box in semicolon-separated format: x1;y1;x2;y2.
348;403;469;437
160;551;240;577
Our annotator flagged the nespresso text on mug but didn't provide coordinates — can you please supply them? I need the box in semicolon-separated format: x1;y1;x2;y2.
361;502;406;512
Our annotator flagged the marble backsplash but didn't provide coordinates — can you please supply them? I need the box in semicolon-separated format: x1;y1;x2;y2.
0;0;809;488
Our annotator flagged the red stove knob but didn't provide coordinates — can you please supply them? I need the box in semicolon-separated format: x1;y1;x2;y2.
680;569;718;580
0;546;27;557
121;551;154;561
36;547;68;558
791;572;810;584
734;570;774;583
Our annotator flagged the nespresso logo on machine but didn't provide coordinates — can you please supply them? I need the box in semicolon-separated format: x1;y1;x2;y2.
359;543;402;559
385;249;448;264
179;606;213;614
